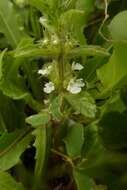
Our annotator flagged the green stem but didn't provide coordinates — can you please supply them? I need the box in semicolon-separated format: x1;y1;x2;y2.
57;34;65;91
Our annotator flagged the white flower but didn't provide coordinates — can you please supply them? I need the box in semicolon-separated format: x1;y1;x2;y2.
72;62;84;71
67;78;85;94
43;82;55;94
39;16;47;26
38;65;52;76
51;35;59;45
42;38;49;45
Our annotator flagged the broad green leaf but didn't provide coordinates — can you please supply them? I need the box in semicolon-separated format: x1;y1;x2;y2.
73;168;95;190
97;44;127;97
26;112;50;127
0;51;41;111
33;127;46;184
65;92;97;119
109;10;127;41
0;128;32;171
50;96;63;121
0;0;26;48
64;123;84;158
97;11;127;97
0;171;26;190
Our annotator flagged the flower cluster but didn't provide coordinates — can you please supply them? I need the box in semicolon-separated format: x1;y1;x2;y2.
38;16;85;95
38;61;85;94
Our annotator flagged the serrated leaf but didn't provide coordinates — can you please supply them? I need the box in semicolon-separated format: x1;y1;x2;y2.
26;112;50;127
0;0;26;48
64;123;84;158
33;127;46;184
73;168;95;190
0;128;32;171
65;92;97;119
0;171;26;190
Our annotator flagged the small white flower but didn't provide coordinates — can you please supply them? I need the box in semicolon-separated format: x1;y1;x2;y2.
42;38;49;45
67;78;85;94
51;35;59;45
39;16;47;26
43;82;55;94
38;65;52;76
72;61;84;71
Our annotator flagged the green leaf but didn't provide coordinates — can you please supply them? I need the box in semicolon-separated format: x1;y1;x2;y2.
97;44;127;97
67;45;110;59
73;168;95;190
109;10;127;41
64;123;84;158
33;127;46;184
0;51;41;111
65;92;97;119
0;0;26;48
0;171;26;190
0;128;32;171
81;124;105;168
0;91;26;132
102;92;126;114
50;96;63;121
14;47;59;58
26;112;50;127
97;11;127;97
